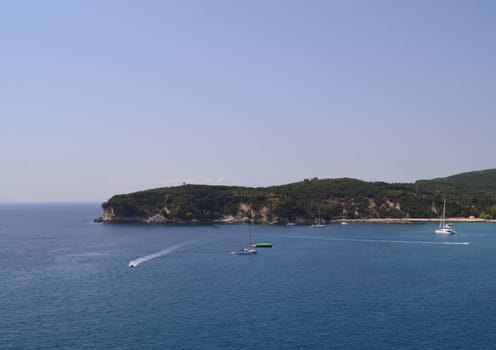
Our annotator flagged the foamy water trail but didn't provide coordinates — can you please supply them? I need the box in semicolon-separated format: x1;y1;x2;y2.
285;235;470;246
129;239;199;267
328;238;470;245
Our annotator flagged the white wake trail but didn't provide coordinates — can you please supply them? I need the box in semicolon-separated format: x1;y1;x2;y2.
129;239;199;267
327;238;470;245
287;235;470;246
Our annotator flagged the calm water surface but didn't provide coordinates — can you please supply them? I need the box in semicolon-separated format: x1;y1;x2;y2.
1;203;496;349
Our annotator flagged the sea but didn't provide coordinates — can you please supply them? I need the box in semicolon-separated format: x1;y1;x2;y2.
2;203;496;349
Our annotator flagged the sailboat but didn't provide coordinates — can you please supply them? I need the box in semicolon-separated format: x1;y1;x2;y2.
286;215;296;226
231;222;258;254
311;209;326;228
435;199;456;235
341;208;349;225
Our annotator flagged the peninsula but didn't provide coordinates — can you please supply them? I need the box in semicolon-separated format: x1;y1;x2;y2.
95;169;496;224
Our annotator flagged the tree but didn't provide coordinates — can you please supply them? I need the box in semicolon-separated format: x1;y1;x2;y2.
490;205;496;218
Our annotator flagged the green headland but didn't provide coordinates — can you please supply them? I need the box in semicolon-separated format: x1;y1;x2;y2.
95;169;496;224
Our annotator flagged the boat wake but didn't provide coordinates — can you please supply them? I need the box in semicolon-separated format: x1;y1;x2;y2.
129;239;199;268
287;235;470;246
327;238;470;245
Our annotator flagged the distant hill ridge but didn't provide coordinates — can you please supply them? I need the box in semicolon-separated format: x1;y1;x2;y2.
417;168;496;189
96;169;496;224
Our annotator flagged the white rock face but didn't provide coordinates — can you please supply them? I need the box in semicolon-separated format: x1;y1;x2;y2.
101;207;116;222
145;214;169;224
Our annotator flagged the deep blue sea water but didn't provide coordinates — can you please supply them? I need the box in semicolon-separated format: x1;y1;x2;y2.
2;203;496;349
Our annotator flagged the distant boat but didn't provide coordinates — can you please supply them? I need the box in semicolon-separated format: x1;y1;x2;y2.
287;215;296;226
435;199;456;235
311;223;326;228
231;247;257;255
341;208;349;225
231;223;258;255
311;209;326;228
252;242;272;248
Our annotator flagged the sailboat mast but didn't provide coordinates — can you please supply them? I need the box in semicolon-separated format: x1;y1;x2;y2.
439;199;446;228
249;222;251;245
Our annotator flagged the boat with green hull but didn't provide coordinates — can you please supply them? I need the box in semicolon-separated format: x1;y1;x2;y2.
252;242;272;248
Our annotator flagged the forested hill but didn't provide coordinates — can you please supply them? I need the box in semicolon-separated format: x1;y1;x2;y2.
95;169;496;224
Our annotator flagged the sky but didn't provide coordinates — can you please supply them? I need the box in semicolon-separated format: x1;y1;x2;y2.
1;0;495;202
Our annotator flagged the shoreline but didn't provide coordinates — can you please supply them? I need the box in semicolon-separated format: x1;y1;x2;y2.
95;216;496;225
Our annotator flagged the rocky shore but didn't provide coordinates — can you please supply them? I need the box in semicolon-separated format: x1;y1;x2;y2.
94;208;494;225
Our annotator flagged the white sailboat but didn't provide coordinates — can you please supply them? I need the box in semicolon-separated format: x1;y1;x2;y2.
286;215;296;226
231;247;257;255
435;199;456;235
231;222;257;254
311;209;326;228
341;208;349;225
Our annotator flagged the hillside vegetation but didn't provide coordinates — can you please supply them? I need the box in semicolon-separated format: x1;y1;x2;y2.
97;169;496;224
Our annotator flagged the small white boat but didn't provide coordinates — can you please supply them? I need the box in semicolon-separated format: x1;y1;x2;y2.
231;248;257;255
231;224;258;255
311;209;326;228
435;199;456;235
435;223;456;235
129;262;135;268
286;222;296;226
341;209;349;225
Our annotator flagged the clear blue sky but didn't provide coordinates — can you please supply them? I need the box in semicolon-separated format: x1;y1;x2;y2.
1;0;495;201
